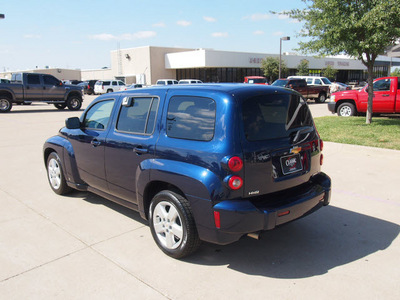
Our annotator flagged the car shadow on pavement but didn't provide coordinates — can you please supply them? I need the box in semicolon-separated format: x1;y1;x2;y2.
67;191;148;225
185;206;399;279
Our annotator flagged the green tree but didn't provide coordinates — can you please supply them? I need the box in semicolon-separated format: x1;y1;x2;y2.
296;59;309;75
261;57;288;82
391;68;400;77
322;65;338;80
285;0;400;124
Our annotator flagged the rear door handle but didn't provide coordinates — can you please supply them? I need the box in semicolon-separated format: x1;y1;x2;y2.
91;139;101;147
382;94;390;97
134;147;148;155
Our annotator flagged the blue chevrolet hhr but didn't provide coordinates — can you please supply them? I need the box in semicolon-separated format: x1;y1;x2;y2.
44;83;331;258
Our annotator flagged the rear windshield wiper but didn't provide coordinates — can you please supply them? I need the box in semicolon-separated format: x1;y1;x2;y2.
292;127;314;144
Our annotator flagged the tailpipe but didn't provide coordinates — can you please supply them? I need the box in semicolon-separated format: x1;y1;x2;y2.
247;232;261;240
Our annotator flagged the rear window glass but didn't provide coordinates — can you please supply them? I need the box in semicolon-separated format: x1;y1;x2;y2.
167;96;216;141
242;93;313;141
117;97;159;134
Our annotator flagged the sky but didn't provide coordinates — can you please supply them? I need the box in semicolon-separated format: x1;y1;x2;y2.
0;0;308;72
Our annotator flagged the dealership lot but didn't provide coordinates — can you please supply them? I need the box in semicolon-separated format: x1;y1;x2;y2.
0;96;399;299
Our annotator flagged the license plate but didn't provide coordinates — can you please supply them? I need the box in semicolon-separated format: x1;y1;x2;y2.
280;153;303;175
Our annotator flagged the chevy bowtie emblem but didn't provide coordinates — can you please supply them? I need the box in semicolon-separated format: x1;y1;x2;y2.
290;147;302;154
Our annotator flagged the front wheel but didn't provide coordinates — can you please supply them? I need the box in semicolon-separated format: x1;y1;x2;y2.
67;96;82;111
337;102;355;117
0;96;12;113
149;190;201;259
46;152;72;195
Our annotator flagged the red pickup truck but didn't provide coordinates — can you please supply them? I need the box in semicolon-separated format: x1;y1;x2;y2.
328;76;400;116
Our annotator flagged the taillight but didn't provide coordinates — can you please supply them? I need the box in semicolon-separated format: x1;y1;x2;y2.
320;153;324;165
228;175;243;190
228;156;243;172
320;139;324;151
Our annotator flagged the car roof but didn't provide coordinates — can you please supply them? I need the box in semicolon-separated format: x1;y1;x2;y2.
96;83;294;99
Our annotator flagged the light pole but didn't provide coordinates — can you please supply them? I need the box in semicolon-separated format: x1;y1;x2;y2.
279;36;290;79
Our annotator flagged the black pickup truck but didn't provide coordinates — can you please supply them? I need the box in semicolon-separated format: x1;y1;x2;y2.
0;73;83;113
272;78;330;103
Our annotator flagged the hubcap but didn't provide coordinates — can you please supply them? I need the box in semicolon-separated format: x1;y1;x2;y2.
340;106;352;116
153;201;183;250
0;99;10;110
70;99;79;108
48;158;61;189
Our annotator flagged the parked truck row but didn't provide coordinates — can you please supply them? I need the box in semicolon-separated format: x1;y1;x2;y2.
0;73;84;113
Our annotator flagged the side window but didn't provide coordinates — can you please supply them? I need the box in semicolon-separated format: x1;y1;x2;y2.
167;96;216;141
43;75;60;86
314;79;322;85
27;74;41;85
306;78;312;84
12;74;22;82
103;81;110;85
373;79;391;91
118;81;125;86
83;100;114;130
112;81;117;86
117;97;159;134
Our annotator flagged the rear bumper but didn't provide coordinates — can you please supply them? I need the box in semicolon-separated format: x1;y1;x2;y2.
327;102;336;113
195;172;331;245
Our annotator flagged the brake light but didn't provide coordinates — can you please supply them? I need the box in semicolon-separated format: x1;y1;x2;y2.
320;139;324;151
228;175;243;190
320;153;324;165
228;156;243;172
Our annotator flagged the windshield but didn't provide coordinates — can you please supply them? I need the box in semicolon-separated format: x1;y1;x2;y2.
242;93;313;141
248;78;267;84
322;78;332;84
271;79;288;87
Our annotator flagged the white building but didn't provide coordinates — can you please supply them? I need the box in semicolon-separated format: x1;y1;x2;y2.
81;46;400;85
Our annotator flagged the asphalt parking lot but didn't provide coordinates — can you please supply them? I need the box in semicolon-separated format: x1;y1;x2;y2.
1;96;399;299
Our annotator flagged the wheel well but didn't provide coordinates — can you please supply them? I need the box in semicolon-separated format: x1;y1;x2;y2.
336;100;357;112
142;181;185;219
43;148;56;166
0;91;13;100
68;92;82;100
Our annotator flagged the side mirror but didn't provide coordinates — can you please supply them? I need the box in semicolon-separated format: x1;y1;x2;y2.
65;117;81;129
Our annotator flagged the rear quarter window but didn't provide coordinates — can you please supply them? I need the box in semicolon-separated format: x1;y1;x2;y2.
166;96;216;141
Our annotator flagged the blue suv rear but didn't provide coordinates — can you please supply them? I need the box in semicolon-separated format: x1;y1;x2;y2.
43;84;331;258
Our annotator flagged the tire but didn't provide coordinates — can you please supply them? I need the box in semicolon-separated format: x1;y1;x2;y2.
149;190;201;258
0;96;12;113
337;102;355;117
54;103;67;110
106;89;113;93
316;92;327;103
67;95;82;111
46;152;72;195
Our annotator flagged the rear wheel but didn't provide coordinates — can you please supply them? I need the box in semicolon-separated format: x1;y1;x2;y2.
0;96;12;113
106;89;113;93
149;190;201;258
46;152;72;195
337;102;355;117
316;93;327;103
67;95;82;111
